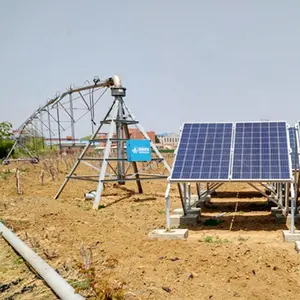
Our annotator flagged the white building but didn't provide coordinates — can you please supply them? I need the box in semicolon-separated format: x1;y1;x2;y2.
157;133;180;148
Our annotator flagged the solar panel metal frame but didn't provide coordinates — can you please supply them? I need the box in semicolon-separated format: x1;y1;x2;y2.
230;121;293;182
169;122;234;182
289;125;300;171
170;121;293;183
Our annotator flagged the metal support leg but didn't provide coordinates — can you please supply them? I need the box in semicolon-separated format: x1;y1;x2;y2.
93;104;119;209
284;183;290;216
124;124;143;193
177;183;187;215
115;97;125;184
279;183;283;206
165;183;171;231
188;183;191;210
290;183;295;233
196;183;201;200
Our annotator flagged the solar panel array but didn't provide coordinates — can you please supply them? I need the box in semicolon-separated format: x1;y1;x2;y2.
171;123;233;180
170;121;292;182
288;127;299;170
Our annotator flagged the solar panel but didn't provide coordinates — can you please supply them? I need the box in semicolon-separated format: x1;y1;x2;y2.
231;122;291;181
289;127;299;170
170;123;233;181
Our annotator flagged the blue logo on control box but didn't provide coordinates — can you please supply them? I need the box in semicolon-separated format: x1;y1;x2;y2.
126;140;151;162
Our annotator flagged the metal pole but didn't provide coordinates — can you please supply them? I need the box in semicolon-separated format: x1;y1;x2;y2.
56;104;62;151
284;183;290;216
69;93;75;145
165;183;171;231
279;183;283;206
124;124;143;193
177;183;187;215
196;183;201;200
47;106;52;149
116;97;125;184
183;183;187;208
90;89;95;135
290;183;295;233
188;183;191;210
93;102;119;209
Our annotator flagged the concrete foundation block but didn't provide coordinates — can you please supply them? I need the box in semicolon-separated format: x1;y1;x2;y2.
170;214;199;228
148;229;188;240
295;241;300;253
173;207;201;215
283;230;300;242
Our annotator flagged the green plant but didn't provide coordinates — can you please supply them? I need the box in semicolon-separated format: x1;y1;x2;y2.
13;256;23;266
0;139;14;159
1;169;12;180
204;236;213;243
203;236;229;244
69;279;90;291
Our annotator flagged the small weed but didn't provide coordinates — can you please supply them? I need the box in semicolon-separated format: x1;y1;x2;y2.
98;204;106;209
158;209;165;214
202;236;229;244
204;236;213;243
1;169;11;180
69;279;90;291
13;256;23;266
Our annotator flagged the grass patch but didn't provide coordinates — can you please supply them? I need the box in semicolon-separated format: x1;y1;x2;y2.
200;235;230;244
13;256;24;266
1;169;12;180
98;204;106;209
69;279;90;291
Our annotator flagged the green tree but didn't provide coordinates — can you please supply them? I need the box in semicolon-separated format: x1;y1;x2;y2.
0;121;13;159
0;122;12;139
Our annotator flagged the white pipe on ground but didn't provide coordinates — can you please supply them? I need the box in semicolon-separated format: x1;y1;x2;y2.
0;222;85;300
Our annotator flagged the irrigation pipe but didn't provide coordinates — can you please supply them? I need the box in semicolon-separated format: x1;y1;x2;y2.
0;222;85;300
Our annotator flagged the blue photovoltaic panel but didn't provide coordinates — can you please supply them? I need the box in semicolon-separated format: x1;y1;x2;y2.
288;127;298;170
170;123;233;181
232;122;291;180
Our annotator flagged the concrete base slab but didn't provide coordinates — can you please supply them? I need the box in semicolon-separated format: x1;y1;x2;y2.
148;229;188;240
170;214;200;228
295;241;300;253
283;230;300;242
173;207;201;215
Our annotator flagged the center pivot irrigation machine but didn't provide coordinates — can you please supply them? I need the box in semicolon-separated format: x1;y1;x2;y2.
164;121;300;237
4;75;171;209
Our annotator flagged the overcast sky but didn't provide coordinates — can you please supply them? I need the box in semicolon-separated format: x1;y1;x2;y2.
1;0;300;137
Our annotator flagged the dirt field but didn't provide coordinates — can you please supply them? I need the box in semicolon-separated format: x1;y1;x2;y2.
1;158;300;299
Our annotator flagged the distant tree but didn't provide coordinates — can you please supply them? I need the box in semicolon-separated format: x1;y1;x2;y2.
0;122;12;139
0;121;13;158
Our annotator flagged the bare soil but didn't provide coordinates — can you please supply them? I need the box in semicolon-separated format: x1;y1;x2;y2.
1;159;300;299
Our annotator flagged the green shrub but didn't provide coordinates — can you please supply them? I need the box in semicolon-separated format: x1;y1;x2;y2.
0;139;14;159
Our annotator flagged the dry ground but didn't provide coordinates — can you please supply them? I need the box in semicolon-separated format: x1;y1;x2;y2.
0;158;300;299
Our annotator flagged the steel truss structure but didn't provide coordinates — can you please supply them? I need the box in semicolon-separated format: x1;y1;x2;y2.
3;76;114;164
165;121;299;235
